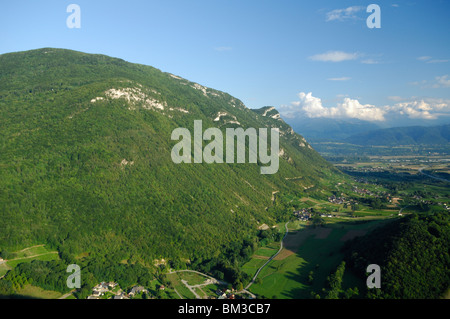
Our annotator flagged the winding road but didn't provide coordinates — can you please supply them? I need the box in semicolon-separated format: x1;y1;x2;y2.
245;221;290;291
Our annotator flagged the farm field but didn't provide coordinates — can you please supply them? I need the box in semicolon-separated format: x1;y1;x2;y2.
243;218;394;299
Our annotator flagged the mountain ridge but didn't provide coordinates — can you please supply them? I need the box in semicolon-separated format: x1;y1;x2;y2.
0;48;342;265
344;124;450;146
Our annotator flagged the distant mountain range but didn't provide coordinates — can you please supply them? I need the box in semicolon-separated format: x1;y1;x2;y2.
283;117;382;142
284;116;449;146
345;124;450;146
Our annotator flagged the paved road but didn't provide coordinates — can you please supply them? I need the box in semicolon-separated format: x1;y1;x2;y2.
168;269;227;286
181;279;201;299
58;290;75;299
245;221;290;291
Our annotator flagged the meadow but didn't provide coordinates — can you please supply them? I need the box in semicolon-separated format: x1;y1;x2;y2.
5;245;59;269
243;218;394;299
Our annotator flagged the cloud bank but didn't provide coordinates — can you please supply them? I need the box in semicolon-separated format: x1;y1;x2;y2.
280;92;450;122
309;51;359;62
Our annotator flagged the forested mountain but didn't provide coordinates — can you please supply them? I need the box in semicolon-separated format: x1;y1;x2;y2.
0;48;341;267
343;211;450;299
345;124;450;146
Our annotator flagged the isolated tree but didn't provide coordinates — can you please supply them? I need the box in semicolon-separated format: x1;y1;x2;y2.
308;271;314;285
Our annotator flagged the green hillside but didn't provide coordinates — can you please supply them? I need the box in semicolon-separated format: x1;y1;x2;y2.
0;48;342;267
343;211;450;299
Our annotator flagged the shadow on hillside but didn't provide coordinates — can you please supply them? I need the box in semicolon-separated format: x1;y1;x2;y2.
0;294;44;299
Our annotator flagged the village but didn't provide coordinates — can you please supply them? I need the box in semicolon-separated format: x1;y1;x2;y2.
86;280;244;300
87;282;154;299
293;208;334;221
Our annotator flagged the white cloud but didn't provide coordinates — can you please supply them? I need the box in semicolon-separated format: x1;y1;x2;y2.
281;92;385;121
388;100;441;120
338;98;386;121
380;97;450;120
296;92;332;118
327;77;351;81
417;56;448;64
326;6;365;22
280;93;450;122
409;75;450;89
309;51;359;62
427;59;449;64
433;75;450;88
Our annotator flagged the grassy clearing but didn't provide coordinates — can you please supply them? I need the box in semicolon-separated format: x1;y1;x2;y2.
248;228;348;299
165;273;197;299
4;245;60;269
266;241;282;250
6;252;59;269
13;245;49;259
241;258;269;278
15;284;63;299
0;263;11;277
0;245;63;299
178;272;209;285
253;247;278;258
165;271;227;299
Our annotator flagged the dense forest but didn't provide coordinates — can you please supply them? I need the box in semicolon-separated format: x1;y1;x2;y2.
343;211;450;299
0;48;342;297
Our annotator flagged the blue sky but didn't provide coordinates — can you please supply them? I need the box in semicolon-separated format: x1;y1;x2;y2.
1;0;449;126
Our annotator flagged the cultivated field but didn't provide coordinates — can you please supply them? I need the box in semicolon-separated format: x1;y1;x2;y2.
243;218;393;299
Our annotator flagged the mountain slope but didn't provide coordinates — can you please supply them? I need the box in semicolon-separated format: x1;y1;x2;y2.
0;48;341;265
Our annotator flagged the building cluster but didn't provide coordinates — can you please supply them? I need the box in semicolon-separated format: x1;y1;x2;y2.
87;282;159;300
344;166;385;173
88;282;120;299
293;208;337;221
214;288;236;300
293;209;312;221
328;195;347;205
352;186;376;197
